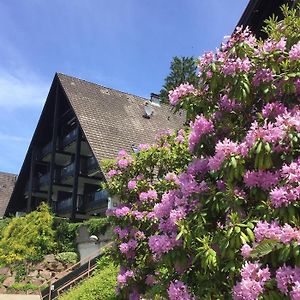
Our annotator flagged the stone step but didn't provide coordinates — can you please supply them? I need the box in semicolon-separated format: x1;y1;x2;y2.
0;295;40;300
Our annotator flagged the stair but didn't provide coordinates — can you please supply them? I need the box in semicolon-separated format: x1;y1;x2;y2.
40;242;113;300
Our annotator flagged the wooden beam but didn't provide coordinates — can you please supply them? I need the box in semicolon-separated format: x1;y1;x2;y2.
26;147;35;212
71;126;81;220
47;82;60;210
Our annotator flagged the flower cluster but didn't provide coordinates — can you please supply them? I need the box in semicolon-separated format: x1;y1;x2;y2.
270;159;300;207
188;115;214;152
139;189;158;202
254;221;300;244
243;170;279;190
168;280;195;300
105;7;300;299
276;265;300;299
208;138;247;171
233;262;270;300
289;41;300;61
148;234;181;259
168;83;195;105
117;267;135;287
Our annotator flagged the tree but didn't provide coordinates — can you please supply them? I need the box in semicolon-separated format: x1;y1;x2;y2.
106;4;300;299
159;56;198;103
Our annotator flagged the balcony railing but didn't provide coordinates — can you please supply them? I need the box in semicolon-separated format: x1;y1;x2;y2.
38;172;50;187
57;197;73;213
86;156;98;171
85;190;108;211
57;195;84;213
62;128;78;147
40;141;53;158
61;163;75;179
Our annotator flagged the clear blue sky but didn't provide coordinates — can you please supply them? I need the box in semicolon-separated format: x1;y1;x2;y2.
0;0;248;174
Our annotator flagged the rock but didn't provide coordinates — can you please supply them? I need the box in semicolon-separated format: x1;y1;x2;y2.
39;270;52;280
0;286;7;293
3;276;15;287
44;254;56;264
28;270;39;277
0;266;10;276
31;278;45;286
35;262;45;271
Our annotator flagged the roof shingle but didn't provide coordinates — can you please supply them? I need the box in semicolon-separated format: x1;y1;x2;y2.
0;172;17;217
57;73;184;164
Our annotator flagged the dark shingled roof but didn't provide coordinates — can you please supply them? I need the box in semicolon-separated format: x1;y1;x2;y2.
57;73;184;163
0;172;17;217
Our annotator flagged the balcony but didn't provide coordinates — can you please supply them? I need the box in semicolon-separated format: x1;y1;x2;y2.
86;156;98;170
56;195;84;214
56;197;72;213
61;163;75;179
38;172;50;188
85;190;108;212
62;128;78;148
84;156;100;176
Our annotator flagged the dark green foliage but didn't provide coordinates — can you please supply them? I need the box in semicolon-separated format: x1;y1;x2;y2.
59;254;118;300
84;217;110;236
53;217;80;253
53;217;110;253
159;56;198;103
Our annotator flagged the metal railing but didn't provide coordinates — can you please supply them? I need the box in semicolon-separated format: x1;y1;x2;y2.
40;242;113;300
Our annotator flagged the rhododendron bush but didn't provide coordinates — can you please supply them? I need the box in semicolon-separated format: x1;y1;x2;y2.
104;5;300;299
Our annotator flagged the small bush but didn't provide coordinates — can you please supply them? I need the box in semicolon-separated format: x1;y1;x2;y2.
59;255;118;300
0;203;55;265
55;252;78;264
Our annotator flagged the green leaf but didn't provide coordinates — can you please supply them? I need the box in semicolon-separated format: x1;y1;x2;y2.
250;239;283;258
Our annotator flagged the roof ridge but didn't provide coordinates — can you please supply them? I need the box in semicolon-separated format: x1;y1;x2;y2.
56;72;150;102
0;171;17;176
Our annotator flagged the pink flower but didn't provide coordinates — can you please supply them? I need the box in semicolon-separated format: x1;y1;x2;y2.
117;159;129;168
241;244;252;258
127;180;137;190
168;280;194;300
107;169;118;178
289;41;300;61
145;275;156;286
188;115;214;152
168;83;195;106
262;102;286;119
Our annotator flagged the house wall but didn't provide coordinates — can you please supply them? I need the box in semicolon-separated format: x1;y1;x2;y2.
76;225;113;264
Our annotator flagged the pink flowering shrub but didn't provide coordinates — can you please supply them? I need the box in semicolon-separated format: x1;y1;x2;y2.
104;5;300;299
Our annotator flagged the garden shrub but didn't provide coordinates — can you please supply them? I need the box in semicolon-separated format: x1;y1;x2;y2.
59;254;118;300
55;252;78;264
0;203;55;265
53;217;80;253
53;216;110;253
105;4;300;299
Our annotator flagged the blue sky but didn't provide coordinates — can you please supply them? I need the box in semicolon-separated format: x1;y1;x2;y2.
0;0;248;174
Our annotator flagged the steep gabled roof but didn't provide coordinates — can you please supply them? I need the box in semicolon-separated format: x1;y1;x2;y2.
57;73;184;163
0;172;17;217
5;73;184;216
237;0;294;38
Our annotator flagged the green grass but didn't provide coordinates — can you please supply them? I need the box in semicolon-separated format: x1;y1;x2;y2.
59;256;118;300
7;282;46;292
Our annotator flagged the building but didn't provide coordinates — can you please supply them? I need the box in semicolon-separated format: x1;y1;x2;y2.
4;73;183;220
0;172;17;218
237;0;295;38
